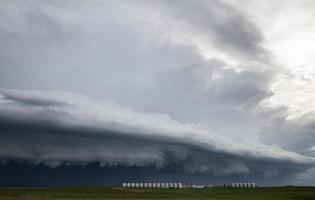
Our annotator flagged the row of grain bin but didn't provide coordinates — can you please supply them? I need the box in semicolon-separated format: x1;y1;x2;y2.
122;182;183;188
231;183;256;188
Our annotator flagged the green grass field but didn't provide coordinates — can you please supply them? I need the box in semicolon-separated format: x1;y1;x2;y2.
1;187;315;200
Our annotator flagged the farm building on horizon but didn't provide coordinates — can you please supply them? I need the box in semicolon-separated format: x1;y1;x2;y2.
122;182;183;188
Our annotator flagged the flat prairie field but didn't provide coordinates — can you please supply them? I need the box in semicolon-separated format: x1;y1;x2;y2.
1;187;315;200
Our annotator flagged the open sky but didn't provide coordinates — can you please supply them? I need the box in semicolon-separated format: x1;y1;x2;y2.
1;0;315;186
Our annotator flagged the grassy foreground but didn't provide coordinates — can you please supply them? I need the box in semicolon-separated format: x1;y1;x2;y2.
1;187;315;200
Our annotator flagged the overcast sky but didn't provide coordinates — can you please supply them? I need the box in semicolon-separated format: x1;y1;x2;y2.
1;0;315;186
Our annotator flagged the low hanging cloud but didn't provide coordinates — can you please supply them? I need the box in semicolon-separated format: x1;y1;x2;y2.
1;0;315;186
0;88;314;178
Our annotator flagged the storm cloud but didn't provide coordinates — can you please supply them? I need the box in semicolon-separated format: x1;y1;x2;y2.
0;89;314;179
1;0;315;186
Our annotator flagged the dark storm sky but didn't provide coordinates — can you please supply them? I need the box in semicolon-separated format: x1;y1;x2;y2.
1;0;315;186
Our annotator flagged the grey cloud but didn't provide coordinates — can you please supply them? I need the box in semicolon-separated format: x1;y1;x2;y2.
257;108;315;156
141;59;274;128
0;0;272;121
0;0;273;130
1;89;66;107
159;60;272;106
1;0;315;185
0;89;314;180
131;0;269;61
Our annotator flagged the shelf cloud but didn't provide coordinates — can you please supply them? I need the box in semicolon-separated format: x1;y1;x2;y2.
0;89;314;178
1;0;315;185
